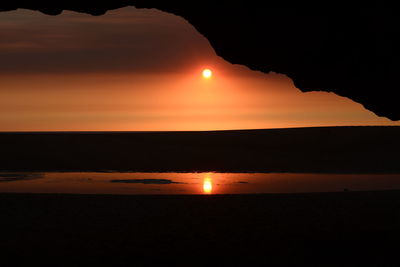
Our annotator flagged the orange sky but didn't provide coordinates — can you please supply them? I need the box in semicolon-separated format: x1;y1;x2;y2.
0;8;398;131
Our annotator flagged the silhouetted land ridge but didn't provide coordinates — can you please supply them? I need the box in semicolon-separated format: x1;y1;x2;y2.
1;190;400;266
0;126;399;173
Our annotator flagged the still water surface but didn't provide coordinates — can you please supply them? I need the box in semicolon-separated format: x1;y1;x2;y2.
1;172;400;195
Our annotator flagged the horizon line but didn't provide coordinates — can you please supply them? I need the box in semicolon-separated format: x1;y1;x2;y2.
0;125;399;134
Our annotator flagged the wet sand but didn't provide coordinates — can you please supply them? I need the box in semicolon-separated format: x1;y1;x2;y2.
1;190;400;266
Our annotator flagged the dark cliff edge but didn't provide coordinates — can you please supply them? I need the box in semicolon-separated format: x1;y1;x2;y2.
0;126;399;173
1;2;399;120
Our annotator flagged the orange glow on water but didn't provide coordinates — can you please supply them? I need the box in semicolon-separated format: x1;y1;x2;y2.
203;176;213;194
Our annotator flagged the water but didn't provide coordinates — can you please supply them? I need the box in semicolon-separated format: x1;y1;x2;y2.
1;172;400;195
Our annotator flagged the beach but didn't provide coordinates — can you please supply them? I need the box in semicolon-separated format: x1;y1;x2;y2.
1;190;399;266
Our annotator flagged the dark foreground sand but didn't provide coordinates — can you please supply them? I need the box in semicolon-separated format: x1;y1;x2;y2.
1;191;400;266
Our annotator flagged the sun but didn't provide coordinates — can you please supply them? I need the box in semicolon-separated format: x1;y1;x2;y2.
202;68;213;79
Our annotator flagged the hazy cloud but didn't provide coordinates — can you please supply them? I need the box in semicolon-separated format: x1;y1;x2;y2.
0;7;215;74
0;173;43;182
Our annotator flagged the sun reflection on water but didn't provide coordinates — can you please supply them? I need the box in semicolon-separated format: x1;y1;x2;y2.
203;174;213;194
